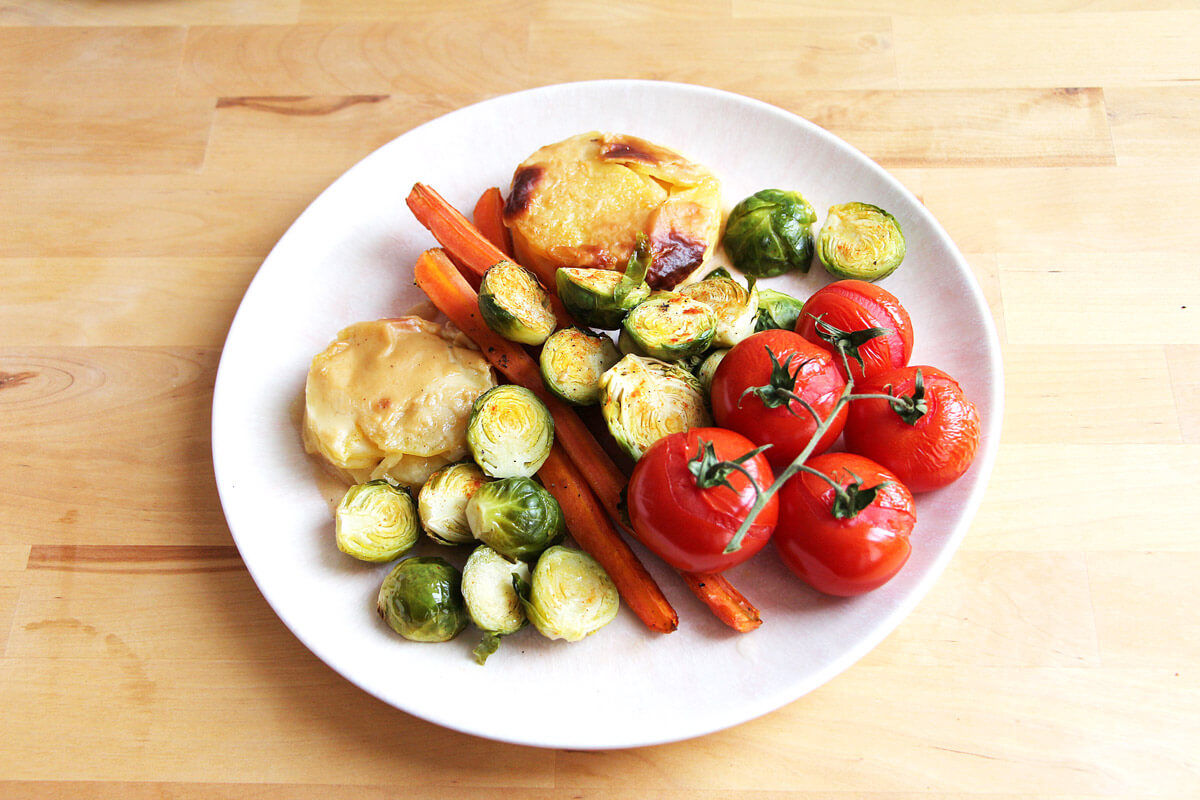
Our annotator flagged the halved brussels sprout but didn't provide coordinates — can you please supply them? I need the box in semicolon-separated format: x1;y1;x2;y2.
334;479;419;563
478;261;556;346
622;293;717;361
554;235;653;329
723;189;816;278
755;287;806;332
466;385;554;479
539;327;621;406
678;275;759;347
695;347;729;394
465;476;566;562
817;202;906;281
376;556;469;642
516;546;619;642
599;354;712;460
462;544;531;664
418;461;490;546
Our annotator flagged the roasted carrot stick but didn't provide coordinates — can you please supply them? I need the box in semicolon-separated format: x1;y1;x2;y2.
413;247;762;633
408;182;574;327
678;572;763;633
413;247;677;634
472;186;513;258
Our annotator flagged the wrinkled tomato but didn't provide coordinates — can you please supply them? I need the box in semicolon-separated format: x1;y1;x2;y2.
844;365;981;492
627;427;778;574
795;279;914;382
775;452;916;596
710;329;847;471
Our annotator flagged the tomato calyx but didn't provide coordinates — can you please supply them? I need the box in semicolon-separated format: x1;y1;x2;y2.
737;346;819;418
807;312;890;374
849;367;928;425
797;464;888;519
687;438;773;553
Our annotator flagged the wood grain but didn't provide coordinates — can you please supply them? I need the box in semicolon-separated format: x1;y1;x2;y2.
2;0;1198;795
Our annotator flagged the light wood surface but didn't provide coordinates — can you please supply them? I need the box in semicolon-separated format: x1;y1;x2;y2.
2;1;1197;796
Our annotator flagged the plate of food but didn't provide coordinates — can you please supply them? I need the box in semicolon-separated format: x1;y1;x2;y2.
211;79;1003;750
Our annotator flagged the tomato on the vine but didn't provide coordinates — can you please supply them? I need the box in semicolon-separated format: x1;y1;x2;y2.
775;452;916;596
844;365;980;493
795;279;914;382
710;329;847;472
626;427;778;574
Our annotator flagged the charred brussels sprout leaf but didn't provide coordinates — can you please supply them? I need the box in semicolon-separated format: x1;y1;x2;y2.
478;261;557;346
755;287;806;332
599;354;712;460
817;202;906;281
467;385;555;479
376;556;469;642
462;544;530;664
465;476;566;562
334;479;419;563
723;189;816;278
516;546;620;642
417;462;490;546
622;293;717;361
539;327;621;406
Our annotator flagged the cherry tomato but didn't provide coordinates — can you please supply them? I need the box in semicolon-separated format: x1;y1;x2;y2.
627;427;778;573
795;279;914;382
710;329;847;472
775;452;916;596
844;365;981;493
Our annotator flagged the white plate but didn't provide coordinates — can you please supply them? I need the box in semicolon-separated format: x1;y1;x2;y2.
212;80;1004;750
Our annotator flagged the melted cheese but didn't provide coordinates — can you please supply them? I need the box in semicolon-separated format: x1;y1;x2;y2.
302;317;496;487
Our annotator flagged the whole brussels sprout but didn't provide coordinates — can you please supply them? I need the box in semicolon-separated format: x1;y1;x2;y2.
334;479;419;563
516;546;620;642
817;201;906;281
376;556;469;642
465;476;565;562
539;327;621;406
723;189;817;278
467;384;555;479
461;544;531;664
754;287;806;332
478;260;557;346
418;461;490;546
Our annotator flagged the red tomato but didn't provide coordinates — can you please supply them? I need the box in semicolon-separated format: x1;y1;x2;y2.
627;427;778;573
775;452;916;596
710;329;847;472
795;279;914;382
844;365;981;493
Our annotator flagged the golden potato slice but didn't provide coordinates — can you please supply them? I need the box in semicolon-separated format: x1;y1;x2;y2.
502;132;722;290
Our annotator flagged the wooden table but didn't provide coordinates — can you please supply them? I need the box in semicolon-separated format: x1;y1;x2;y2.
2;1;1197;796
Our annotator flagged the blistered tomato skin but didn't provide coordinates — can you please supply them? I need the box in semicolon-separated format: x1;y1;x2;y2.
710;329;847;472
844;365;981;493
627;427;778;574
795;279;914;382
775;452;916;597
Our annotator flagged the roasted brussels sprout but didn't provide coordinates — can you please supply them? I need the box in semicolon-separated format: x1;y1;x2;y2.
539;327;621;406
462;544;531;664
466;385;554;479
817;202;906;281
376;556;469;642
516;546;619;642
695;348;729;394
723;189;816;278
599;354;712;460
622;293;717;361
334;479;419;563
678;275;759;347
478;261;557;346
466;476;566;562
554;234;653;329
755;287;806;332
418;461;490;546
